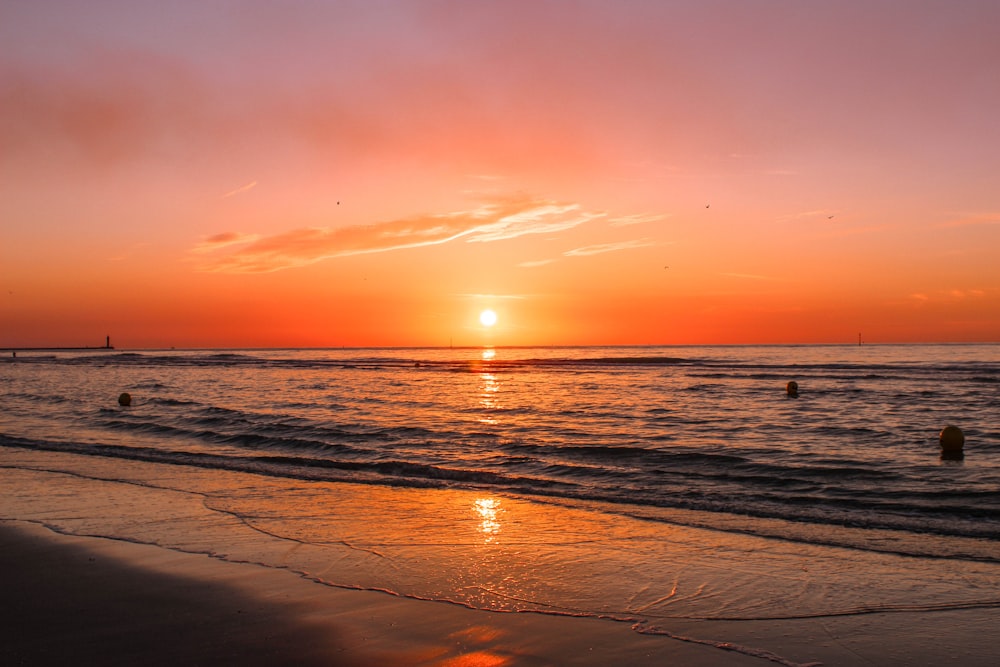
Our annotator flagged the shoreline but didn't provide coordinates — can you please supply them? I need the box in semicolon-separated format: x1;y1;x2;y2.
0;521;760;666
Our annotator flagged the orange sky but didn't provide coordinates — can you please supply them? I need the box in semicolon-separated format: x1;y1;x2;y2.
2;1;998;348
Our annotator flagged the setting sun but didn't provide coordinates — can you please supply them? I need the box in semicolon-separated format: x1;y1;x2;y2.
479;310;498;327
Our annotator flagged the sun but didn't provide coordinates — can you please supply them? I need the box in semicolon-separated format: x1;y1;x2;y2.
479;309;498;327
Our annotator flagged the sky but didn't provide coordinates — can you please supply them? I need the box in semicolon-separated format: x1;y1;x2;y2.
2;0;999;348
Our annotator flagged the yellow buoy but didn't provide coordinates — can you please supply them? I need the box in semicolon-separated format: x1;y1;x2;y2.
939;425;964;459
786;381;799;398
118;392;132;407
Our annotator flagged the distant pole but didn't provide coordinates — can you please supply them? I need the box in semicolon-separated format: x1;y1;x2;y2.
858;333;862;346
106;335;111;349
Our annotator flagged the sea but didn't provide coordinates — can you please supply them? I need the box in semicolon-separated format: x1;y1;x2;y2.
2;344;999;662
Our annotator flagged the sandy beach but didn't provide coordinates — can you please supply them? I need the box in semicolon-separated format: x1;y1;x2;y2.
4;518;999;667
2;447;999;666
1;521;764;667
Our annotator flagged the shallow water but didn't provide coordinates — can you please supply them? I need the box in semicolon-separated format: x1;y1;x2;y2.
4;451;999;628
2;344;998;559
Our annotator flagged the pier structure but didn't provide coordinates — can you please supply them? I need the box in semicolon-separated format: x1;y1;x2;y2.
2;336;116;353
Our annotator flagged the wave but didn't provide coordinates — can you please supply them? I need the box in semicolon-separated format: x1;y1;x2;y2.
4;432;998;560
15;347;997;376
0;433;571;493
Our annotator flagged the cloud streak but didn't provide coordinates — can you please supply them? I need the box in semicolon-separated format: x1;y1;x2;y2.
564;238;656;257
222;180;258;198
192;232;261;254
608;213;670;227
194;197;602;273
908;288;991;304
519;259;557;268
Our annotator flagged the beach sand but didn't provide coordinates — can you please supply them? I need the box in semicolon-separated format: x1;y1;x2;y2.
1;521;762;666
2;447;999;666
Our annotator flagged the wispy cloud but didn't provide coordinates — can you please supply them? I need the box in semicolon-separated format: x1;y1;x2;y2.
608;213;670;227
222;180;258;198
193;197;601;273
909;288;991;304
467;203;603;242
518;259;557;268
564;238;656;257
192;232;261;254
947;289;987;299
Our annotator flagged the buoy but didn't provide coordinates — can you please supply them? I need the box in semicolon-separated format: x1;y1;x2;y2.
118;392;132;407
939;425;964;459
786;381;799;398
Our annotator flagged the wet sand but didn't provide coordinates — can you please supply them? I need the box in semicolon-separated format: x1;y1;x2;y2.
0;521;762;666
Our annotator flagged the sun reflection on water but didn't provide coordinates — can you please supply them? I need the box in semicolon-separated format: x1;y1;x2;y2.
480;373;500;405
474;497;502;542
478;352;502;423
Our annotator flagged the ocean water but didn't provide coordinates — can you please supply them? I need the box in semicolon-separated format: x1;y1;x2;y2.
2;345;999;557
2;344;1000;661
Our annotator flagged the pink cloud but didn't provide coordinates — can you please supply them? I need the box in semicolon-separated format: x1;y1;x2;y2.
192;232;260;254
564;238;656;257
222;181;258;198
194;197;601;273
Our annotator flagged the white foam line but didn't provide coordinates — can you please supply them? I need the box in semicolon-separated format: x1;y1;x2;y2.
632;620;823;667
